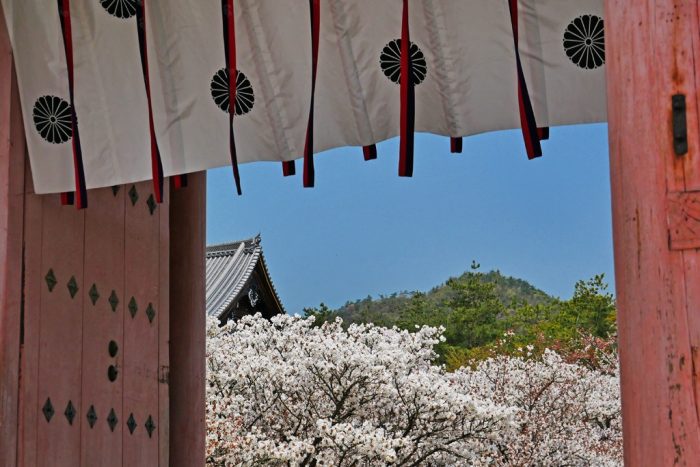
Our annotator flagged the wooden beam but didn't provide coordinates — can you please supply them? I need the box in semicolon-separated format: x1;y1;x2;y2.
169;172;206;466
0;3;25;465
606;1;700;464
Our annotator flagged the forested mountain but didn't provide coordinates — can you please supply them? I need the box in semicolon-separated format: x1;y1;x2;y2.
322;267;554;327
303;265;616;370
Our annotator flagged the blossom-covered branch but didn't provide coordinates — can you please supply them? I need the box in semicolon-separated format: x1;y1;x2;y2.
206;315;621;466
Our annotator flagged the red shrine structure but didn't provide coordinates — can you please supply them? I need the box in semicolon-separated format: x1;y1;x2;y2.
1;1;700;466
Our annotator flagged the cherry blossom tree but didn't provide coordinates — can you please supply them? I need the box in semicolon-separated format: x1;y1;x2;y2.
206;315;621;466
455;348;621;466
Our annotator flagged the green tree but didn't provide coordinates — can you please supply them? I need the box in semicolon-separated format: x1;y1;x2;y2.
441;263;505;348
302;302;334;327
398;262;506;351
558;274;616;338
397;292;443;329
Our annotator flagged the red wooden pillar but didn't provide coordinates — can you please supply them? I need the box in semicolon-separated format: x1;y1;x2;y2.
0;4;25;465
169;172;206;467
607;1;700;465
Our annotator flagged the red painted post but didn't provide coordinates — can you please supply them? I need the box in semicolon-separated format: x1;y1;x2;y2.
0;4;25;465
606;1;700;464
169;172;206;466
19;168;42;467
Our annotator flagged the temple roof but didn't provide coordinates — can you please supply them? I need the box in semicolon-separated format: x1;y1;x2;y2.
205;235;284;319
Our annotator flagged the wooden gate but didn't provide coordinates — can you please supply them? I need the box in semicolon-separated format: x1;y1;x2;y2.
1;11;205;461
17;177;169;466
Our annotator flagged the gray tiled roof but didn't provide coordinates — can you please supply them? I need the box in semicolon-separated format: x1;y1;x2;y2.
205;235;282;319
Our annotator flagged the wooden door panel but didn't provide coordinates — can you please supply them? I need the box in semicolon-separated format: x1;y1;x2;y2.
20;179;169;466
157;185;170;467
123;182;161;465
36;194;85;467
80;187;126;467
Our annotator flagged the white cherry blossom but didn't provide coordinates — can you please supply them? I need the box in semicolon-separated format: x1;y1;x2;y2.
206;315;621;466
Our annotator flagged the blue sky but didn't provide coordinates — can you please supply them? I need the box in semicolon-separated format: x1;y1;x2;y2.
206;123;613;314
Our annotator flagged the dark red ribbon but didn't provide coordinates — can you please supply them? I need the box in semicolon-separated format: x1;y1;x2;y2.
508;0;542;160
363;145;377;161
173;174;188;189
134;0;166;203
399;0;415;177
222;0;242;195
60;192;74;205
303;0;320;187
282;161;296;176
450;137;462;154
57;0;87;208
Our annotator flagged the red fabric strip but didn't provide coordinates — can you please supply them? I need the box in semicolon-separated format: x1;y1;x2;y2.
60;192;74;206
303;0;320;187
450;137;463;154
508;0;542;160
282;161;296;177
537;127;550;140
363;145;377;161
58;0;87;208
135;0;164;203
398;0;415;177
173;175;188;189
222;0;242;195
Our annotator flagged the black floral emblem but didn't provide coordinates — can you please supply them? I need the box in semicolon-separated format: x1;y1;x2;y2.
32;96;73;144
380;39;428;85
210;69;255;116
563;15;605;69
99;0;137;19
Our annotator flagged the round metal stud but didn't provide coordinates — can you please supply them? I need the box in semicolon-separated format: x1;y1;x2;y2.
108;340;118;357
108;365;118;382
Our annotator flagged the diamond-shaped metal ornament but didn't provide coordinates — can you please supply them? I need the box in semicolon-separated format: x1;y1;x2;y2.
89;284;100;306
146;303;156;323
87;405;97;428
128;297;138;318
109;290;119;312
145;415;155;438
64;400;76;425
67;276;79;299
127;413;137;434
45;269;57;292
128;185;139;206
107;408;118;432
147;194;157;215
111;185;120;196
42;398;55;422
